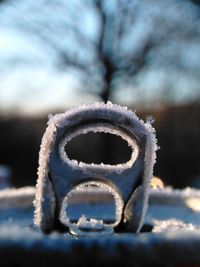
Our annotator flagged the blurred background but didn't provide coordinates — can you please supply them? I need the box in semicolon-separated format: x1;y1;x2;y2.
0;0;200;188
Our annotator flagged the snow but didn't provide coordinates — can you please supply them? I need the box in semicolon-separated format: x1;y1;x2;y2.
153;219;200;233
0;186;200;265
1;186;200;232
0;186;35;209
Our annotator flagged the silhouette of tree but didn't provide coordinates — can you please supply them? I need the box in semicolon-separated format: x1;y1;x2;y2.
0;0;200;103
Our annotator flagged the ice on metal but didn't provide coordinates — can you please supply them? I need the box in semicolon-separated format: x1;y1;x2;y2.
69;215;114;236
77;216;104;231
59;181;124;229
34;102;158;233
59;123;139;172
153;219;200;233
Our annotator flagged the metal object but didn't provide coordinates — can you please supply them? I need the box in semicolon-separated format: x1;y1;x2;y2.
34;102;157;234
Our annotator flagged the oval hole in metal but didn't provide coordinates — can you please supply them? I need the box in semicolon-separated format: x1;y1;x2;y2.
65;132;132;165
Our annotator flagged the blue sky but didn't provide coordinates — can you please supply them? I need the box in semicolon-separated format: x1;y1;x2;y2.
0;0;200;115
0;16;99;114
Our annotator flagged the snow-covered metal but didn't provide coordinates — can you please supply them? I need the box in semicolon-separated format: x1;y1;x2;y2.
34;102;158;234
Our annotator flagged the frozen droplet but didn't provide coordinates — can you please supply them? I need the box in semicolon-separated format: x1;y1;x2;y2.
48;113;53;120
69;215;114;236
77;215;104;231
146;115;155;124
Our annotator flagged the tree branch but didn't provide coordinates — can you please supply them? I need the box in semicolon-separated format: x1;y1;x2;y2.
95;0;115;102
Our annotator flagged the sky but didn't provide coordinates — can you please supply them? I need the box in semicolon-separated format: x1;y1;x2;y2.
0;22;99;115
0;0;200;115
0;0;100;115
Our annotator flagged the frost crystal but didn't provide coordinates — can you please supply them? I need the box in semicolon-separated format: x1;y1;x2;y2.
59;181;124;229
59;123;139;172
77;215;104;231
146;115;155;124
34;102;158;234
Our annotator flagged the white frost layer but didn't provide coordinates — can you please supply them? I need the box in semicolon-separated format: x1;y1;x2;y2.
137;118;158;232
1;186;199;210
147;187;200;232
0;186;35;208
59;181;124;228
153;219;200;233
59;123;139;172
77;215;104;230
0;186;200;234
151;187;200;198
34;102;158;229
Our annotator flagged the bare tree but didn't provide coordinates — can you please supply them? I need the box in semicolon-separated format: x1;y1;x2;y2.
0;0;200;103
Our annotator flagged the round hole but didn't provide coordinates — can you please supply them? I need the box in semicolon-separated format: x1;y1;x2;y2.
59;181;124;229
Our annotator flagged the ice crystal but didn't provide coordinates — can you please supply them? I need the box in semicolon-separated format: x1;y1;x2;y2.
34;102;158;232
59;181;124;229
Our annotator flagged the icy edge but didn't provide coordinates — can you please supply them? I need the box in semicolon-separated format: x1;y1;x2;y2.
34;102;158;230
